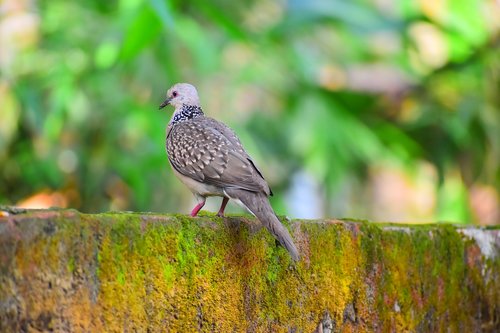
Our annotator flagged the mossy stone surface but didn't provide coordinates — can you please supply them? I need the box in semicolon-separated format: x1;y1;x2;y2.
1;208;499;332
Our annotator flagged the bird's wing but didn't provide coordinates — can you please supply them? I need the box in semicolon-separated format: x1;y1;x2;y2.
202;117;270;184
166;118;270;195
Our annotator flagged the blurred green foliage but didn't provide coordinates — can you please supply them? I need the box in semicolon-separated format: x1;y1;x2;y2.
0;0;498;223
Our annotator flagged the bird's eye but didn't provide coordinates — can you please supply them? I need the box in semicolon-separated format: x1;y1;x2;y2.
172;91;178;97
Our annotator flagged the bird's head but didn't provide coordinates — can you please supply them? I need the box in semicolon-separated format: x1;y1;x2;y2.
159;83;200;110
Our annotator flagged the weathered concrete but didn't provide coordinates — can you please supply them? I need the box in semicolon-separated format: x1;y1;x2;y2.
0;207;499;332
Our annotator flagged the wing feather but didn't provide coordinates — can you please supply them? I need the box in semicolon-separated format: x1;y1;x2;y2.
166;117;271;195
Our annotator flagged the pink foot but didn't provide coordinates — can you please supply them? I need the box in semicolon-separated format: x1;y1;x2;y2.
190;200;206;217
216;197;229;217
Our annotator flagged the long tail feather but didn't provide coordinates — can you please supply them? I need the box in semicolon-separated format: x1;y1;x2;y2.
225;188;299;261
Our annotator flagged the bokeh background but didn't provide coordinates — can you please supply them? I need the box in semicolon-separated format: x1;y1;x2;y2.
1;0;498;224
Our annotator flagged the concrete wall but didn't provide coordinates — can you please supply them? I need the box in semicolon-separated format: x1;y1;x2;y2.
1;207;499;332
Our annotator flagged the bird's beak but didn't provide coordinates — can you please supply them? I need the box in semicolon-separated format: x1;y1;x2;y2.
159;97;172;110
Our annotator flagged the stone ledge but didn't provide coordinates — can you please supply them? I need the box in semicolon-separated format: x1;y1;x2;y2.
0;208;499;332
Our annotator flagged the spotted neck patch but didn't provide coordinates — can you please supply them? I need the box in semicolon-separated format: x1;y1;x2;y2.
170;104;204;125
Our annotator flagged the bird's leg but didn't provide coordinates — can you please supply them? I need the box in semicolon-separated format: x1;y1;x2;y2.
217;197;229;217
190;198;206;217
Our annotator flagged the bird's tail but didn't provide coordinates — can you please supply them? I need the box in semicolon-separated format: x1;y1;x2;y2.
224;188;300;261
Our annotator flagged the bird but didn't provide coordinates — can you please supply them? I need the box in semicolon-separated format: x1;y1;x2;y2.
159;83;299;261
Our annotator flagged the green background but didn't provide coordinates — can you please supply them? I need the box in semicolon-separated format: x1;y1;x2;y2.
0;0;498;224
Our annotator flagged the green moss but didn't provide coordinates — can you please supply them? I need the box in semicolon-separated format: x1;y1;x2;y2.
67;256;76;273
1;209;498;332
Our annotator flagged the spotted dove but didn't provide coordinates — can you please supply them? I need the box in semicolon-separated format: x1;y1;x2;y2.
159;83;299;261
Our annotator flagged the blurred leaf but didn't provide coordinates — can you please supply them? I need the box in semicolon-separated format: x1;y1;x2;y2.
149;0;175;29
286;0;397;31
121;5;162;60
193;0;247;39
0;84;20;156
95;42;120;69
173;18;219;74
375;123;423;163
437;175;471;223
447;0;487;46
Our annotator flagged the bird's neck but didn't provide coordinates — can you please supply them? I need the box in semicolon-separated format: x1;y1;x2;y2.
170;104;204;125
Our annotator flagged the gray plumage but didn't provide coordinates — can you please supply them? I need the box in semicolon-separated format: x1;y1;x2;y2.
160;83;299;261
